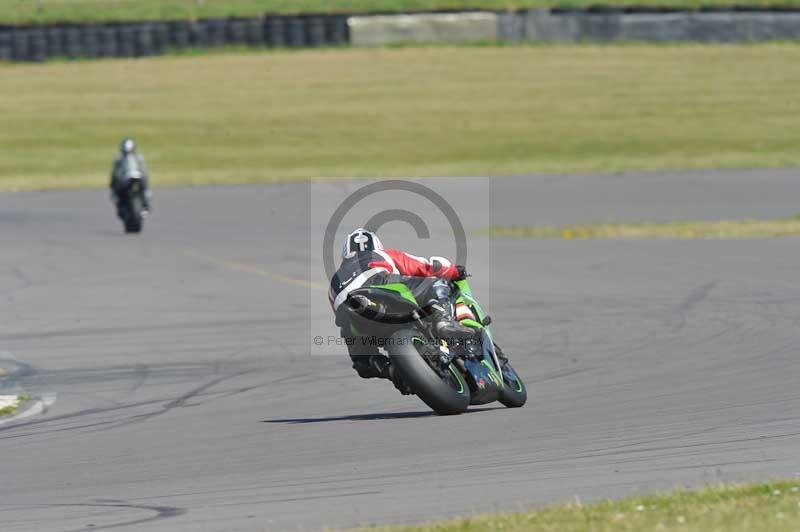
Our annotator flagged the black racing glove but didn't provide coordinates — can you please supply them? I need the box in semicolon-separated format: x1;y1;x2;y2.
455;265;469;280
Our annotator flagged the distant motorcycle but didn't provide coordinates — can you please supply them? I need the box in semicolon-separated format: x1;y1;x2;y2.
340;279;527;415
115;176;147;233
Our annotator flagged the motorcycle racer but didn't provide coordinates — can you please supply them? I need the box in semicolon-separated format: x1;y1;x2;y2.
329;228;473;386
110;138;151;217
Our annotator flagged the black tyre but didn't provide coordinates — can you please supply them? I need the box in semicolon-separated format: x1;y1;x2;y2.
64;27;82;58
134;24;154;57
204;19;227;46
123;196;143;233
498;359;527;408
0;33;11;62
45;27;65;58
327;15;349;45
98;26;118;57
286;16;306;47
118;25;136;57
29;30;46;62
169;21;191;49
245;19;265;46
189;21;208;47
11;31;30;62
265;16;286;47
124;220;141;233
307;16;326;46
227;19;248;45
387;330;470;415
82;27;100;59
124;210;142;233
151;23;169;54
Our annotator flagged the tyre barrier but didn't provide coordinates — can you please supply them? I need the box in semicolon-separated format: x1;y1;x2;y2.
500;7;800;43
11;31;29;61
0;14;286;61
64;27;82;58
98;26;118;57
307;16;327;46
227;18;248;45
28;29;47;62
286;16;306;47
44;26;63;57
246;18;265;46
4;8;800;62
265;16;286;47
328;15;350;45
117;25;136;57
82;26;99;58
152;23;169;53
134;24;154;57
0;30;11;61
169;21;191;49
205;19;227;47
189;21;208;48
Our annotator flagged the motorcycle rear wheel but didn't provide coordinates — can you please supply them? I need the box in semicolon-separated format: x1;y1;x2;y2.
123;197;143;233
387;329;470;415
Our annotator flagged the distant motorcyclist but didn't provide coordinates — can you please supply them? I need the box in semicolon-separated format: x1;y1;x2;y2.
329;228;473;386
110;138;151;216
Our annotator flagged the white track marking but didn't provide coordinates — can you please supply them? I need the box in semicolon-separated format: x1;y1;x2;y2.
0;394;56;427
0;395;20;410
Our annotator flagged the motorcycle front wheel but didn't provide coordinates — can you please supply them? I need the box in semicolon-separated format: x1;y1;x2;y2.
497;358;527;408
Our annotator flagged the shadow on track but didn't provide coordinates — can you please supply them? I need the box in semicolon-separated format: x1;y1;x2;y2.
264;406;504;424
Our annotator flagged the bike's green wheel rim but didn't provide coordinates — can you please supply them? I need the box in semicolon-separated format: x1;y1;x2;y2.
503;367;525;393
412;337;466;395
447;366;466;394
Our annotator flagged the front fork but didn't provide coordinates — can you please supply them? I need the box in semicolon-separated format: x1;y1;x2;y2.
480;328;505;388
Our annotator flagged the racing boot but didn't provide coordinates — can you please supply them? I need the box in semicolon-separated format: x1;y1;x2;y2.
352;355;412;394
351;354;391;379
428;299;475;341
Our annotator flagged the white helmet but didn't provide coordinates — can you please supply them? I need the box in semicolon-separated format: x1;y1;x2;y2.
342;228;383;259
120;138;136;154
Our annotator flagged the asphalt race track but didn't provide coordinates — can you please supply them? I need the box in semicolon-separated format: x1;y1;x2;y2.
1;169;799;531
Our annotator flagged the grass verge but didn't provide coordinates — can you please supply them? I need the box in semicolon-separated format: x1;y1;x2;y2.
2;44;800;190
484;216;800;239
0;394;31;417
6;0;800;25
371;481;800;532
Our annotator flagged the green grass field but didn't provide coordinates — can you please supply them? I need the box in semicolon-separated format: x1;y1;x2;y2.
2;44;799;190
5;0;800;24
372;481;800;532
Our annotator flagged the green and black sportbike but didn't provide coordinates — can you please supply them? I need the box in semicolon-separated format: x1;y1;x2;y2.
340;279;526;415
